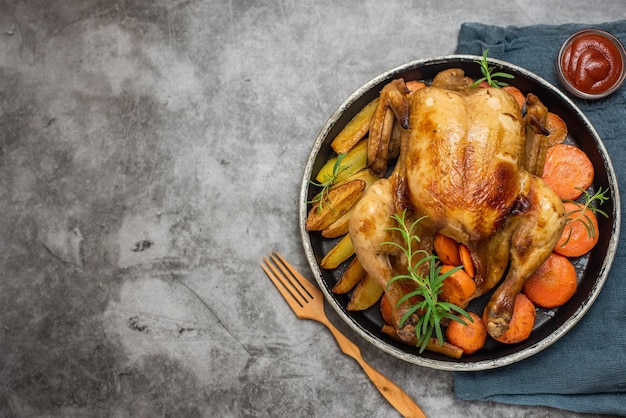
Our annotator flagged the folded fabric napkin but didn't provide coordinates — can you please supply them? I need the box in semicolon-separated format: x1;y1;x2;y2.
454;21;626;416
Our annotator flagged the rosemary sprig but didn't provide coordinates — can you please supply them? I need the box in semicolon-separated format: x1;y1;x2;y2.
561;187;610;246
384;210;473;352
470;49;515;88
308;153;347;212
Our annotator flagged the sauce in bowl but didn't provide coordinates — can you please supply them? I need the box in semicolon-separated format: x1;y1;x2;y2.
557;29;626;99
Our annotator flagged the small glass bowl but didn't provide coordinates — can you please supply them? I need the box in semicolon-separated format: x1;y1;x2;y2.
556;29;626;100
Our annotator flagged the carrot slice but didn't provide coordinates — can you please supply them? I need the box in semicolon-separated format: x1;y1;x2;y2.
541;143;594;200
546;112;568;145
459;244;475;278
439;265;477;308
406;80;426;93
554;201;600;257
487;293;536;344
502;86;526;110
434;233;461;266
523;252;577;308
445;311;487;355
380;294;393;325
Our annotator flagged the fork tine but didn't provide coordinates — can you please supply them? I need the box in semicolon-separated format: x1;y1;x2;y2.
261;255;306;309
270;252;315;300
272;252;318;299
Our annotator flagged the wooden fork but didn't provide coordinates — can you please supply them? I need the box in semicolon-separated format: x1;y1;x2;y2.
261;252;426;418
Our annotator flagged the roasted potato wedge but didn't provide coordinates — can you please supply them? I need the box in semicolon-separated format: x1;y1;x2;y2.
314;167;378;204
306;179;365;231
320;234;354;270
321;209;352;238
330;167;379;191
332;257;366;294
315;139;367;184
347;273;384;311
320;169;379;238
331;98;379;154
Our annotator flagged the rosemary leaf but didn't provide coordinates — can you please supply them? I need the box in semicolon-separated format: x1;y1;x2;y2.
385;210;472;352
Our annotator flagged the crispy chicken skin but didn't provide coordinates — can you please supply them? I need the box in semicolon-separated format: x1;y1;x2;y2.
349;69;566;340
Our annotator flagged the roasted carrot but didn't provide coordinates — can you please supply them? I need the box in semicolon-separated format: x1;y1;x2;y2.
434;233;461;266
445;311;487;355
380;294;393;325
406;80;426;93
546;112;568;145
439;265;477;308
523;252;577;308
487;293;536;344
554;201;600;257
502;86;526;110
459;244;475;278
541;143;594;200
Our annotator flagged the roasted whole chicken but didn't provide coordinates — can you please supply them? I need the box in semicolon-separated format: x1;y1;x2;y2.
349;69;566;341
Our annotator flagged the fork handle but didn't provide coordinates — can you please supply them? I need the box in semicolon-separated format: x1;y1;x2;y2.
321;317;427;418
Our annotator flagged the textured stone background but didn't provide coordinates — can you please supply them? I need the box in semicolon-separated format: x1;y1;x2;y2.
0;1;624;417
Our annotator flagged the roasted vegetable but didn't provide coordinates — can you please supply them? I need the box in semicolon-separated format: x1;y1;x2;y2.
320;234;354;270
331;99;379;154
347;274;384;311
315;140;367;184
332;257;366;294
306;180;365;231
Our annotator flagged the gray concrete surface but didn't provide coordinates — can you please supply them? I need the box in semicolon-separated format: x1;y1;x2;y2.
0;1;624;417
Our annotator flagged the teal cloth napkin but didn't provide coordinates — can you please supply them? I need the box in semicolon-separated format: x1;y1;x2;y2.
454;21;626;416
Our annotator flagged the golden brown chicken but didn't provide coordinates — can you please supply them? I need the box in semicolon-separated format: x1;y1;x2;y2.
349;69;566;341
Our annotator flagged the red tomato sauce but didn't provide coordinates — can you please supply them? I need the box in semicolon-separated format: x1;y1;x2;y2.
560;33;624;95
